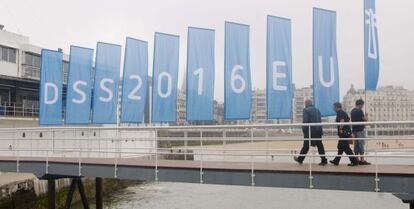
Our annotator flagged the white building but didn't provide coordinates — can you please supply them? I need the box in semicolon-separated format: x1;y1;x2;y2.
0;27;69;127
343;85;414;121
0;27;69;83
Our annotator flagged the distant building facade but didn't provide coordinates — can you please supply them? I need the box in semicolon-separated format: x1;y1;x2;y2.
343;85;414;121
176;89;186;125
292;86;313;123
175;89;224;125
251;89;267;123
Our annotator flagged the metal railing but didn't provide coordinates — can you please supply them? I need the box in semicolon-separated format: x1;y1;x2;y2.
21;65;40;80
0;103;39;118
0;121;413;191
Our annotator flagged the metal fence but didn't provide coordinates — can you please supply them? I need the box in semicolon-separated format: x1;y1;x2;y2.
0;103;39;118
0;121;413;191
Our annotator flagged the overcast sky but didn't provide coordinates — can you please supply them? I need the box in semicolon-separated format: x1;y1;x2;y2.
1;0;413;101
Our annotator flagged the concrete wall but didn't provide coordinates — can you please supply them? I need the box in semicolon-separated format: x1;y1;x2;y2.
0;61;18;77
0;118;38;128
0;125;156;159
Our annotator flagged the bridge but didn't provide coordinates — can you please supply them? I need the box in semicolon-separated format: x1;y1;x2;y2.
0;121;413;209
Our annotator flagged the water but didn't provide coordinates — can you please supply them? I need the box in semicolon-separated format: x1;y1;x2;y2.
73;182;407;209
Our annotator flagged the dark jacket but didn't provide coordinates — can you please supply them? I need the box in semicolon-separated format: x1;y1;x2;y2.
351;108;365;132
336;109;352;138
302;105;323;139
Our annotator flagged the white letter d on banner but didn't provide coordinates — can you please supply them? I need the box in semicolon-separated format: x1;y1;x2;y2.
44;82;58;105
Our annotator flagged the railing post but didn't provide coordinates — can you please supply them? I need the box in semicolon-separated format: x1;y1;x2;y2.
250;128;255;186
46;131;49;174
116;128;120;159
52;129;55;156
16;131;20;173
200;130;204;184
374;124;380;192
119;129;122;159
222;131;226;161
265;128;270;162
308;125;314;189
78;137;82;176
184;131;188;161
154;129;158;182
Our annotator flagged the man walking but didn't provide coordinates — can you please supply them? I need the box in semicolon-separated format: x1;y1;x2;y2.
329;102;359;166
294;99;327;166
351;99;371;165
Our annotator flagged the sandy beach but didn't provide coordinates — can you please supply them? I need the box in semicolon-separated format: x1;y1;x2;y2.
181;138;414;152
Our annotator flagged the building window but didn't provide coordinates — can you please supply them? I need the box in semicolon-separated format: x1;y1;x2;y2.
0;46;17;63
24;52;41;67
22;52;41;79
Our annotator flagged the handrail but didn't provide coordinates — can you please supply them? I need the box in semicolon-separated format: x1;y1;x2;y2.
0;120;412;131
0;148;413;159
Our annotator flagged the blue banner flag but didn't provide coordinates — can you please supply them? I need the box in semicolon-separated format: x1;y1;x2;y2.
186;27;215;121
65;46;94;124
224;22;252;120
313;8;340;116
151;32;180;123
120;37;148;123
364;0;380;91
266;16;293;119
39;49;63;125
92;42;122;124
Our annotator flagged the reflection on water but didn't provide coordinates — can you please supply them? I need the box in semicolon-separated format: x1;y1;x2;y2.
73;182;406;209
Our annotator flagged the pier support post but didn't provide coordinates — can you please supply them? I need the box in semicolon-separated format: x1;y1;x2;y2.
95;177;103;209
47;179;56;209
76;178;90;209
64;179;77;209
64;178;90;209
